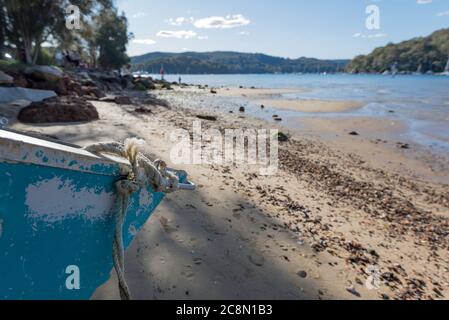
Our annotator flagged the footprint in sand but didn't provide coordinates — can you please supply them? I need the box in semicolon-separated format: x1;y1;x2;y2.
181;265;195;279
159;217;177;234
248;253;265;267
202;223;226;236
232;212;242;220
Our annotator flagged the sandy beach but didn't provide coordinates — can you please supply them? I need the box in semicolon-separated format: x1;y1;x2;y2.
2;0;449;305
2;86;448;300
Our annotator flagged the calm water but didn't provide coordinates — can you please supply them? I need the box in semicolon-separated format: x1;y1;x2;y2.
152;74;449;152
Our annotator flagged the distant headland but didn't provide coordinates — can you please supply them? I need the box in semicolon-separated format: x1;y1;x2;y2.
131;28;449;75
130;51;349;74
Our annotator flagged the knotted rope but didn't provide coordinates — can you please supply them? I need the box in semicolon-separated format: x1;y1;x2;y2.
84;138;179;300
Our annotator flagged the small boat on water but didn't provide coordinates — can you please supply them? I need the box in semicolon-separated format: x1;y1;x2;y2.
412;64;423;75
439;57;449;76
0;129;194;300
391;62;399;77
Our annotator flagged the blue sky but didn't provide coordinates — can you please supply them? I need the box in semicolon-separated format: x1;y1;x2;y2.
117;0;449;59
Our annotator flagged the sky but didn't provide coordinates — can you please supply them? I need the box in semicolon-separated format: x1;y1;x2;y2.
117;0;449;59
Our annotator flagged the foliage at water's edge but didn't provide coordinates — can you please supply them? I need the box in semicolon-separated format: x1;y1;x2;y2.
347;28;449;74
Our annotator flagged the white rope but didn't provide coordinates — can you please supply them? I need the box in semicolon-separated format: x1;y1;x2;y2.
113;180;135;300
84;138;180;300
84;139;179;193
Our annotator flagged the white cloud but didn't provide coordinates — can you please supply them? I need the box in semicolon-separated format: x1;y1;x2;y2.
197;35;209;40
168;17;194;26
193;14;250;29
132;38;157;45
132;12;147;19
157;30;197;39
239;31;250;36
417;0;432;4
436;11;449;16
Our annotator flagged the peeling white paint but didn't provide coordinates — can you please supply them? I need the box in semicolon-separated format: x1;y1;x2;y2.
25;177;115;223
128;224;138;237
0;130;126;176
139;188;153;209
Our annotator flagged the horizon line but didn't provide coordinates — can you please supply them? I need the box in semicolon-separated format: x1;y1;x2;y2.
130;50;351;61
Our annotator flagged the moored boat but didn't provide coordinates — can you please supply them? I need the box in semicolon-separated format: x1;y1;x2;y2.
0;129;194;300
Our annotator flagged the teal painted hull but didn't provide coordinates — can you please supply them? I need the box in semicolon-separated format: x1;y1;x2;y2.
0;129;190;300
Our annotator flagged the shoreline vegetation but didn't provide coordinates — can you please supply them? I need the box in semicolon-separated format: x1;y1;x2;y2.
131;51;349;74
348;28;449;75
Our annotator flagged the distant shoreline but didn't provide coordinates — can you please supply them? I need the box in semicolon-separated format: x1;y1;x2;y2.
134;72;449;77
154;75;449;158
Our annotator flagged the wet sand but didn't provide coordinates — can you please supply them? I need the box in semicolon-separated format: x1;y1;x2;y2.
202;87;304;97
180;86;364;113
292;116;449;185
258;99;364;113
2;87;448;300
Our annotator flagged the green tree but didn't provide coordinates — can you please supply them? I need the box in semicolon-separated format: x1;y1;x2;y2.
96;8;132;70
0;0;121;66
53;0;114;68
347;28;449;73
3;0;47;63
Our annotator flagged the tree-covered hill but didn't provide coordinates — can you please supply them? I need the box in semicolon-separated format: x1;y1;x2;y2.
347;28;449;74
131;51;349;74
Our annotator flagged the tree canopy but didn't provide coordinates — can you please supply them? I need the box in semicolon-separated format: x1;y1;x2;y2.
0;0;131;69
347;28;449;74
96;8;131;69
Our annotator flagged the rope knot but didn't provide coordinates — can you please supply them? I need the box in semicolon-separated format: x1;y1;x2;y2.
83;138;182;300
